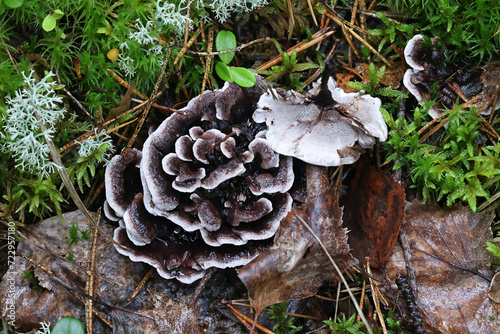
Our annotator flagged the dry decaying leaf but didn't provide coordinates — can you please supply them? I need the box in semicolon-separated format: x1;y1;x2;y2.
342;157;406;268
112;294;202;334
378;200;498;333
237;166;357;315
0;210;206;333
354;61;406;89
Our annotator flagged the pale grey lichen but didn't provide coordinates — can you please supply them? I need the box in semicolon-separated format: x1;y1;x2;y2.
156;0;269;31
77;129;114;165
117;54;136;79
156;0;192;36
35;321;51;334
147;44;164;56
204;0;269;23
2;70;65;177
118;42;129;50
128;19;155;45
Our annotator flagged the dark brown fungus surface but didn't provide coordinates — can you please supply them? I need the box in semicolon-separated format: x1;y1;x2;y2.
105;79;294;283
104;148;143;221
403;34;499;118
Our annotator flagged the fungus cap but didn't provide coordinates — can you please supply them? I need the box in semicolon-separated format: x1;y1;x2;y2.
253;78;387;166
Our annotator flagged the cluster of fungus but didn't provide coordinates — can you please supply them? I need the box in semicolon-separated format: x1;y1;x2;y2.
403;34;500;118
105;70;388;283
104;78;294;283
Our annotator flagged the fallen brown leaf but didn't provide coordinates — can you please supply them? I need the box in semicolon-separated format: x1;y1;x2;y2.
0;210;221;333
112;294;202;334
378;200;497;333
237;166;357;315
106;82;137;121
335;72;356;93
342;157;406;268
354;61;406;89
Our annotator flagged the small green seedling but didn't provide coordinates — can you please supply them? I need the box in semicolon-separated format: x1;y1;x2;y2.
324;313;365;334
367;12;415;52
256;39;318;89
348;63;406;100
66;251;75;261
267;301;303;334
486;238;500;264
51;317;85;334
66;220;89;245
0;0;23;18
42;9;64;32
1;0;23;9
23;270;41;292
214;30;256;87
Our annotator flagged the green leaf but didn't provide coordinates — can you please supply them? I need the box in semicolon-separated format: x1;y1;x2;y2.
215;62;233;82
216;30;236;64
281;51;290;67
42;14;57;32
229;67;256;87
51;317;84;334
67;221;79;244
96;27;109;34
4;0;23;9
293;62;319;71
53;9;64;19
289;51;297;66
368;29;385;37
486;241;500;258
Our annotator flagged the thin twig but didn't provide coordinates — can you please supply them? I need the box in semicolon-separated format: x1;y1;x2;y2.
200;26;214;99
478;189;500;211
419;118;448;142
34;110;128;251
256;30;334;71
123;44;173;155
188;37;271;56
173;26;201;68
321;1;370;35
295;215;373;334
323;6;391;66
307;0;318;26
287;0;295;40
85;209;101;334
488;87;499;123
1;36;19;73
367;260;388;334
417;112;447;135
223;301;275;334
55;69;93;119
124;268;155;307
130;98;187;115
20;252;142;323
107;69;149;100
191;268;216;305
58;85;162;157
59;117;138;157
